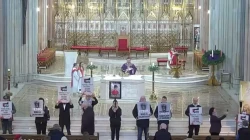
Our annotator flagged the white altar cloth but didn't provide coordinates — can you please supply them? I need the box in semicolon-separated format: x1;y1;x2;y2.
100;75;145;100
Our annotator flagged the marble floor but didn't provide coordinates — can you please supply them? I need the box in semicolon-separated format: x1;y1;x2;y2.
12;82;238;119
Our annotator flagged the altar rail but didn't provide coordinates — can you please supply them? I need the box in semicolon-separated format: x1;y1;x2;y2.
148;135;236;140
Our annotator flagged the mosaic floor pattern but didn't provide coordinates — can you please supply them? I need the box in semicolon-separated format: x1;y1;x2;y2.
12;82;238;119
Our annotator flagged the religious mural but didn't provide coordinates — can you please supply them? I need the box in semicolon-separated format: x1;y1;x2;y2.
53;0;194;52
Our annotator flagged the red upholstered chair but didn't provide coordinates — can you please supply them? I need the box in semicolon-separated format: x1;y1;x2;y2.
116;35;130;56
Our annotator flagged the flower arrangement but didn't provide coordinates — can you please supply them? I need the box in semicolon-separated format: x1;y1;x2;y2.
202;50;225;65
148;63;159;72
86;62;98;70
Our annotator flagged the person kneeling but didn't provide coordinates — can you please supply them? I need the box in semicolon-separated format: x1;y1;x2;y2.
153;123;172;140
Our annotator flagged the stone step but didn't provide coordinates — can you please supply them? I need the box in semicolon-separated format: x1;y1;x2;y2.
11;117;236;135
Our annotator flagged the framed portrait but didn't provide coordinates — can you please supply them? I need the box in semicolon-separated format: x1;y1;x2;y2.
109;81;122;99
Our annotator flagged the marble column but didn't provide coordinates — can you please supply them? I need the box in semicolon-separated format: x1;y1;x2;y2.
38;0;47;51
199;0;209;51
243;0;250;81
193;0;201;24
6;0;38;83
209;0;242;84
47;0;53;40
0;0;3;98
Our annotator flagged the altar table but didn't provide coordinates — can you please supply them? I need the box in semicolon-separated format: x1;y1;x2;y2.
100;75;145;100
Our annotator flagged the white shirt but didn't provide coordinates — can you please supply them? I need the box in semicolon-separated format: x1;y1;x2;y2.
63;104;66;110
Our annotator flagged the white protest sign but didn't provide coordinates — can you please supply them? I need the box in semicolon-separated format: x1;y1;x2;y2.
137;102;150;120
81;77;94;93
30;100;44;117
237;114;249;129
158;103;171;120
189;107;202;125
58;85;71;103
0;101;12;119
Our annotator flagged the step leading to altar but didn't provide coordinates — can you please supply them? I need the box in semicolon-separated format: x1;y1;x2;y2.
12;117;236;136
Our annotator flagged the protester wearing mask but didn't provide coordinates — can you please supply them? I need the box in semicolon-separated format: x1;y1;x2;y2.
109;99;122;140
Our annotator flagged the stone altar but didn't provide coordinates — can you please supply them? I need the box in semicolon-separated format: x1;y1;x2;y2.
100;75;145;100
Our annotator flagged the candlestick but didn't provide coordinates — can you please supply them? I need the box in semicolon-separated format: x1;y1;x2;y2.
212;50;214;57
215;45;216;50
240;85;243;101
220;50;222;57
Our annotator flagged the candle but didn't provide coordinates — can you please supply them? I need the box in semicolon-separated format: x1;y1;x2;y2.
150;45;152;50
240;85;243;101
8;69;10;72
90;62;93;65
215;45;216;50
212;50;214;57
220;50;222;57
152;63;154;66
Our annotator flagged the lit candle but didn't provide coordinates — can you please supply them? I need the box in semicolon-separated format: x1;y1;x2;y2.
240;85;243;101
212;50;214;57
90;62;93;65
152;63;154;66
8;69;10;72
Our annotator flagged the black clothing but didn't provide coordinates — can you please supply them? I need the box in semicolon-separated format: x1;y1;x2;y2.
55;103;74;135
48;129;65;140
78;97;98;107
154;106;171;131
81;107;95;135
153;129;172;140
35;106;50;135
109;106;122;140
210;132;219;135
209;115;226;134
132;104;153;128
185;104;201;138
238;128;250;140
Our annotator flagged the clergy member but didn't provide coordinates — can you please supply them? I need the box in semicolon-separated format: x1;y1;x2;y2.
132;96;153;140
121;57;137;75
185;97;201;138
78;62;84;92
71;63;80;93
167;48;178;69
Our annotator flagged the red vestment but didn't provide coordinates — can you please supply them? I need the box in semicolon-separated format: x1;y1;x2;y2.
169;51;177;65
79;67;84;77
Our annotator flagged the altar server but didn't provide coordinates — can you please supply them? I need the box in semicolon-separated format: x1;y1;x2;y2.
109;99;122;140
55;99;74;135
78;92;98;108
35;97;50;135
121;57;137;75
132;96;153;140
71;63;80;93
167;48;177;69
154;96;172;131
185;97;201;138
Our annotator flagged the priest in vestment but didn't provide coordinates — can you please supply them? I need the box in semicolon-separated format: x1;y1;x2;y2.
121;57;137;75
78;62;84;92
71;63;80;93
167;48;178;69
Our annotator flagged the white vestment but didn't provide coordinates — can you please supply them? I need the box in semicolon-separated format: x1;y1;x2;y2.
167;52;171;69
78;70;83;92
72;69;80;93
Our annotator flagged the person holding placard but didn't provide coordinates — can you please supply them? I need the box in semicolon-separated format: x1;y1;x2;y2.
109;99;122;140
0;95;16;134
132;96;153;140
209;107;227;135
78;92;98;108
154;96;172;131
185;97;201;138
81;102;95;135
55;99;74;135
236;120;250;140
34;98;50;135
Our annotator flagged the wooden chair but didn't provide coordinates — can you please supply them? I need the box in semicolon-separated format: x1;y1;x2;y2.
116;35;130;57
0;135;50;140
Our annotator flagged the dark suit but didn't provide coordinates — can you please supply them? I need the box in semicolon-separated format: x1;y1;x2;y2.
238;128;250;140
35;106;50;134
81;107;95;135
154;106;171;131
209;115;226;135
185;104;201;138
153;129;172;140
132;104;153;140
55;103;74;135
109;106;122;140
